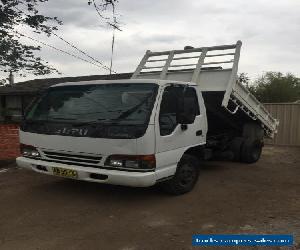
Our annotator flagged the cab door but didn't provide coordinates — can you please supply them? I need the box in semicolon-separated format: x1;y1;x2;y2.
155;84;206;177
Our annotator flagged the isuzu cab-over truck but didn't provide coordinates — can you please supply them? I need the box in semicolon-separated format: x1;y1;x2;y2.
17;41;278;194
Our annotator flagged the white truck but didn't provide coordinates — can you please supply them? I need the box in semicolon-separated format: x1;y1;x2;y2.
17;41;278;194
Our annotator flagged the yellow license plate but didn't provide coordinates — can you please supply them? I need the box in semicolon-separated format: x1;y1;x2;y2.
52;167;78;178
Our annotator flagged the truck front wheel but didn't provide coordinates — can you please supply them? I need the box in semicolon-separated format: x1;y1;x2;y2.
162;155;199;195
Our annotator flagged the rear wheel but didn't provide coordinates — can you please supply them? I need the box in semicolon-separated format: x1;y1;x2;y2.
162;155;199;195
230;137;244;161
241;138;263;163
240;122;264;163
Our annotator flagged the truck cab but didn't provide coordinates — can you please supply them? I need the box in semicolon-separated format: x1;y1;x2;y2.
17;41;278;194
17;79;207;193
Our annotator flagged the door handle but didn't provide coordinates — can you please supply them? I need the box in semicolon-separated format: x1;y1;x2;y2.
196;130;202;136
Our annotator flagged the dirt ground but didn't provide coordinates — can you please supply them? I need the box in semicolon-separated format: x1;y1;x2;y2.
0;146;299;250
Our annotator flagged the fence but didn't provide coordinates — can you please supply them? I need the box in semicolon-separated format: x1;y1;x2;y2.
264;103;300;146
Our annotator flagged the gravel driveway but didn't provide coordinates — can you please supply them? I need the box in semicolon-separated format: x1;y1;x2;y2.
0;146;299;250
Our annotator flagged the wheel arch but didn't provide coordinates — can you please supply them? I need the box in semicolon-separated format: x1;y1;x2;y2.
183;144;206;162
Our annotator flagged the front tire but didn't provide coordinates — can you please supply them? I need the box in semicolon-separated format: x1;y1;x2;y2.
162;155;199;195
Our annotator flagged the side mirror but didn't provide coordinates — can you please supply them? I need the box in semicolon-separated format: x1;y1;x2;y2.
177;95;196;124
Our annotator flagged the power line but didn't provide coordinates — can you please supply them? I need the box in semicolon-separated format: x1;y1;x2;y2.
52;33;116;73
12;5;116;73
14;31;110;71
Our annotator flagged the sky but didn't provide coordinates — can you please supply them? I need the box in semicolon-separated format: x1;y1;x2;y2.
1;0;300;83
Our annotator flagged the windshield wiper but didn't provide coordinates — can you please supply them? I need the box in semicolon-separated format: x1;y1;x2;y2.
69;109;123;115
47;117;76;121
24;119;48;124
112;94;152;123
71;119;108;127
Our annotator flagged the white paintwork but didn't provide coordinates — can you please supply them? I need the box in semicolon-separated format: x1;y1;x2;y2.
16;157;157;187
20;131;137;156
191;48;207;83
154;84;207;178
132;40;278;138
17;81;206;187
16;41;278;188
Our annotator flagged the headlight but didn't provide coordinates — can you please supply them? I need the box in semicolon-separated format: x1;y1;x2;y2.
20;144;41;158
105;154;156;171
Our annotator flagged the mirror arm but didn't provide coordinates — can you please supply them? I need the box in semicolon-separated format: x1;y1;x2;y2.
181;124;188;131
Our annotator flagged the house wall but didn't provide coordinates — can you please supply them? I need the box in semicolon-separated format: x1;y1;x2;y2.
6;95;23;120
0;95;34;160
0;124;20;160
0;96;5;122
0;94;35;122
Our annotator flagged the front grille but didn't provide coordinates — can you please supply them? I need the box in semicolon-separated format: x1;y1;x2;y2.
43;151;102;165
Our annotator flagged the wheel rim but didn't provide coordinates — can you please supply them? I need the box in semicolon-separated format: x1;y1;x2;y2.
179;164;196;187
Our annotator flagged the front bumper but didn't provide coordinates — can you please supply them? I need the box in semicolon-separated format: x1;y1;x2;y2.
16;157;157;187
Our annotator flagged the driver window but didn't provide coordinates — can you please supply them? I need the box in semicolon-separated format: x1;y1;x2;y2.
159;86;200;136
159;86;183;136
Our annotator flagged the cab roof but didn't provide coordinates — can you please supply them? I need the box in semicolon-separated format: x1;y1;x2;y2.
50;78;196;88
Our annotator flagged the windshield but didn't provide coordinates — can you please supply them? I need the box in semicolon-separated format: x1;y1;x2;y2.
26;83;158;125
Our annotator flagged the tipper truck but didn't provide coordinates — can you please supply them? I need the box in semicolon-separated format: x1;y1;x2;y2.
17;41;279;194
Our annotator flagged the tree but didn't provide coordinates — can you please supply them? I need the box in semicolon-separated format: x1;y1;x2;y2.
88;0;120;29
250;72;300;103
238;72;250;88
0;0;117;79
237;72;258;96
0;0;63;76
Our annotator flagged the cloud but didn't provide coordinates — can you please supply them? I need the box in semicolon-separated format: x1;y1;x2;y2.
1;0;299;82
